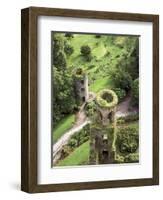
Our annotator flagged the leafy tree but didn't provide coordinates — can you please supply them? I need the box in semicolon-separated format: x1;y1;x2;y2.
95;34;101;38
116;127;139;154
52;34;67;70
80;45;92;61
124;153;139;163
52;34;77;126
118;37;139;80
85;101;97;118
111;69;132;92
113;88;126;102
131;78;139;107
52;67;76;126
64;43;74;56
81;45;91;56
65;33;74;38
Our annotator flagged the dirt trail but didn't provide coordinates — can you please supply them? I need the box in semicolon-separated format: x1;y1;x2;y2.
53;103;90;164
115;95;138;118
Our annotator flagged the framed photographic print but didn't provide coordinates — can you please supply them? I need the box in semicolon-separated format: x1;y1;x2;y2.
21;7;159;193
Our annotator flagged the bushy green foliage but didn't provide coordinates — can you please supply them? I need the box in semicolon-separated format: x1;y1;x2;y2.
95;34;101;38
85;101;97;118
64;43;74;56
68;138;78;148
124;153;139;163
114;36;126;48
52;34;67;70
68;125;90;148
111;69;132;92
115;154;125;163
96;89;118;108
80;45;92;61
116;126;139;154
52;34;77;125
81;45;91;55
65;33;74;38
113;88;126;102
52;67;76;126
131;78;139;107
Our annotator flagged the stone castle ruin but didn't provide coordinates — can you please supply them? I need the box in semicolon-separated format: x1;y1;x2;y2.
74;68;89;106
73;68;118;165
89;89;118;164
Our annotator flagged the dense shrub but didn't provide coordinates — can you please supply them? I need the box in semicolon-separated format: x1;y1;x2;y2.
131;78;139;107
65;33;74;38
95;34;101;38
81;45;91;55
85;54;92;62
52;68;76;126
116;126;139;154
111;69;132;92
85;101;97;118
115;154;125;163
68;125;90;148
52;34;67;70
68;138;78;148
52;34;70;124
64;44;74;56
124;153;139;163
113;88;126;102
80;45;92;61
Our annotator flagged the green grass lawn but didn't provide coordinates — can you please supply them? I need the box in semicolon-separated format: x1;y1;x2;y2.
57;140;90;166
53;114;75;143
89;77;113;93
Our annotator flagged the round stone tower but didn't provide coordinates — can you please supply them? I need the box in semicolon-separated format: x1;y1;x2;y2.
89;89;118;165
95;89;118;126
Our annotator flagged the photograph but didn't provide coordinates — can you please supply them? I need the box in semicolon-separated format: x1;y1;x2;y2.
52;32;139;167
21;7;159;192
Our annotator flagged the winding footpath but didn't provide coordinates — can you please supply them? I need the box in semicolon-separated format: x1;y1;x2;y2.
115;95;138;118
53;104;90;164
53;94;138;165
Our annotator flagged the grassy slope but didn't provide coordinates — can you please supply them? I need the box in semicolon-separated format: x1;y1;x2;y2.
64;34;125;94
57;140;90;166
53;114;75;143
89;77;113;93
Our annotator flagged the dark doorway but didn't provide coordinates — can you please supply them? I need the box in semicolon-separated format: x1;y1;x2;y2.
108;112;112;119
82;96;85;102
101;150;109;164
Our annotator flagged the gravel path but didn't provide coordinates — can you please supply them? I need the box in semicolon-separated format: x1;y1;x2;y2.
115;95;138;118
53;103;90;164
53;93;138;165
